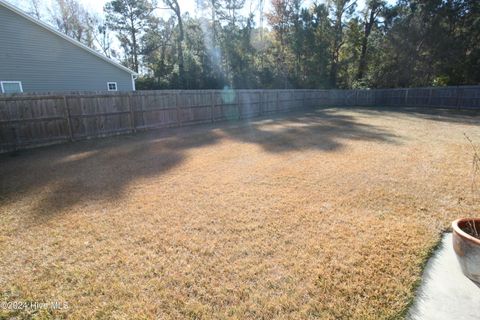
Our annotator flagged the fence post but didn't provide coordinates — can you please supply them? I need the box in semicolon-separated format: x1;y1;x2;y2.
404;88;409;106
12;100;21;150
63;96;74;141
176;91;182;127
128;93;136;133
211;91;215;123
237;92;241;119
286;90;290;110
258;91;263;115
276;91;280;112
456;86;461;109
140;94;146;129
427;88;433;106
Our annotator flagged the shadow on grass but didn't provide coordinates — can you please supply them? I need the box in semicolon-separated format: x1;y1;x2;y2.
0;107;402;223
0;129;222;224
221;108;399;153
348;106;480;126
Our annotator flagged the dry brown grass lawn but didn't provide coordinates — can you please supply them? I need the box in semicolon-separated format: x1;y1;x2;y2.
1;106;480;319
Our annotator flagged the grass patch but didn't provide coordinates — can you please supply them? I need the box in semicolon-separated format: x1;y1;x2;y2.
1;107;480;319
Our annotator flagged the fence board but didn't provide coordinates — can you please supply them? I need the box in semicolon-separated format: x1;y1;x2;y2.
1;86;479;153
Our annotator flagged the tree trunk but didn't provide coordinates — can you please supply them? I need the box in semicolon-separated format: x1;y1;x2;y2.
357;7;377;81
329;19;342;88
165;0;185;88
357;36;368;81
176;10;185;88
131;18;139;73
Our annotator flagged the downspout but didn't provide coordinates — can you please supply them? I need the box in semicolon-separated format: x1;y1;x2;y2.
131;74;137;91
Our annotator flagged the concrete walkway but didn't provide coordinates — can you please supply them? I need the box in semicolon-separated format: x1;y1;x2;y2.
408;233;480;320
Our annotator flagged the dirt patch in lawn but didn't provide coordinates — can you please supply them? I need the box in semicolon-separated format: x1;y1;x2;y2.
1;107;480;319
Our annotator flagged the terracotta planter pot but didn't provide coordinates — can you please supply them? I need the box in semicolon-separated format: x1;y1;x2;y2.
452;218;480;284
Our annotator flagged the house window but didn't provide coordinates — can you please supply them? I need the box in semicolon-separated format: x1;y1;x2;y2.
1;81;23;94
107;82;118;91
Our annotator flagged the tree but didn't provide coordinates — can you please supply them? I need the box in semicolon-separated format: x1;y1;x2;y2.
142;16;176;87
222;0;246;26
104;0;156;73
356;0;385;82
92;21;116;58
267;0;293;87
328;0;356;87
129;0;480;90
198;0;221;46
163;0;185;86
50;0;96;48
304;3;332;88
28;0;42;20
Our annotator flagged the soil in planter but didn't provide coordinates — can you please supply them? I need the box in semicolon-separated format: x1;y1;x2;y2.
461;220;480;240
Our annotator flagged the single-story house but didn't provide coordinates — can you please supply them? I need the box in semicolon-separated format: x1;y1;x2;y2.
0;0;137;94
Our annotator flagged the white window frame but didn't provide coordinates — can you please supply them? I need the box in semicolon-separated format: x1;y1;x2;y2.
1;81;23;94
107;82;118;92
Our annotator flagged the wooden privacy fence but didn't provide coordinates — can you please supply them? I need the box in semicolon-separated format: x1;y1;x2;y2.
1;86;480;153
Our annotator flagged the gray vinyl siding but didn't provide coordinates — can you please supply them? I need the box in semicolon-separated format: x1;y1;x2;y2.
0;5;133;93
